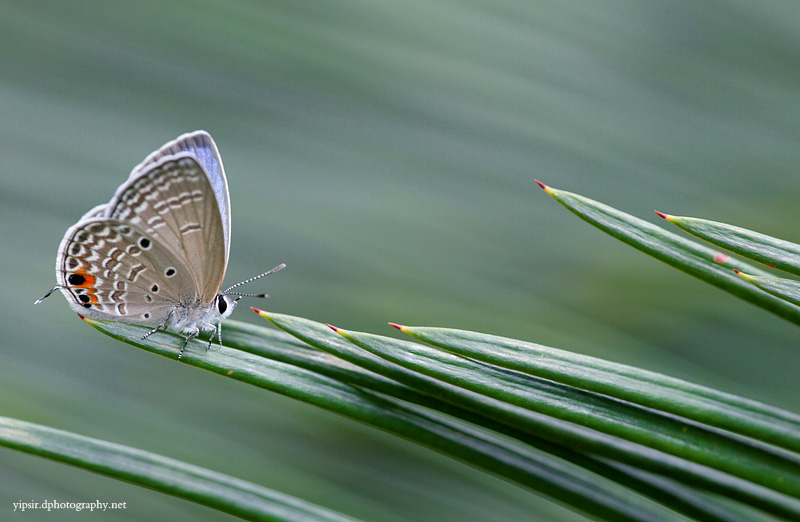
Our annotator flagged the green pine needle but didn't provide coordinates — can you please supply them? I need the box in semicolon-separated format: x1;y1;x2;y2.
537;181;800;328
8;311;800;521
0;415;361;522
661;214;800;277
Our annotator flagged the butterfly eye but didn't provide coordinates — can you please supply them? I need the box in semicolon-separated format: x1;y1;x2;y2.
217;295;228;314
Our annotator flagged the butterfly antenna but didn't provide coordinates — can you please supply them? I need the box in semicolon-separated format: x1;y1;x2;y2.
34;285;65;305
223;263;286;294
226;292;269;298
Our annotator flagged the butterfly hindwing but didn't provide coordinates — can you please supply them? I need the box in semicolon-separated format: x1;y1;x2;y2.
56;218;197;326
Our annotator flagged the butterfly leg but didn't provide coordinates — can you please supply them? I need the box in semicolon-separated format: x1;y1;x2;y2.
178;327;199;361
142;310;175;342
201;322;222;356
141;324;163;341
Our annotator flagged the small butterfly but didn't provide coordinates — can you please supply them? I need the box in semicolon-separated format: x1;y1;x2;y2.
36;131;285;359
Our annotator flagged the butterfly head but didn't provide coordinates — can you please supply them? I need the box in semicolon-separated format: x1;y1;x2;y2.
212;262;286;320
215;294;238;321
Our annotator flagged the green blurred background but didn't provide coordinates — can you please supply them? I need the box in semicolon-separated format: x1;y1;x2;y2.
3;1;800;520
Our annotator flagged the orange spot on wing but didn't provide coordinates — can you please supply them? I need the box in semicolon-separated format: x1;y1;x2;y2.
73;268;96;288
74;268;98;303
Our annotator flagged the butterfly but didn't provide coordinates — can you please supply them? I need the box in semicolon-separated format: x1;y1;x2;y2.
36;131;285;359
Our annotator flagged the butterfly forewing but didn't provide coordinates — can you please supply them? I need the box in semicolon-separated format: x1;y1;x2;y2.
130;130;231;262
105;155;228;304
56;218;196;325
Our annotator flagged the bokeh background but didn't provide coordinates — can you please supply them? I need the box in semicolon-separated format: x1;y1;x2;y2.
3;1;800;521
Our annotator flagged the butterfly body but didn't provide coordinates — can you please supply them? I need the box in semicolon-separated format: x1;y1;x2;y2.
40;131;282;359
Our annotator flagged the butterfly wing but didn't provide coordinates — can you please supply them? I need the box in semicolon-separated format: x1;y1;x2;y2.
104;153;228;304
56;218;197;325
129;130;231;264
81;203;109;219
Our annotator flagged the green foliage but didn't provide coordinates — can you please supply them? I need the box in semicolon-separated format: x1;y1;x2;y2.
7;185;800;521
537;182;800;327
662;214;800;277
0;416;360;522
